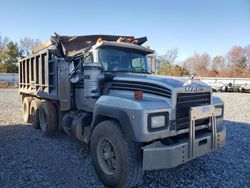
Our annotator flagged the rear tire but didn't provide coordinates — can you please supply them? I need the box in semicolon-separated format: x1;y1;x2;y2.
30;99;42;129
22;97;32;123
90;120;143;188
39;101;58;136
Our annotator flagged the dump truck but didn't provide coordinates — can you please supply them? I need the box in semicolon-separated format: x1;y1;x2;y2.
19;34;226;187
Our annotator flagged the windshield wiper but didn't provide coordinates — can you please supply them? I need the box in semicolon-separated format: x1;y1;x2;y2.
108;70;151;74
110;70;132;73
133;70;151;74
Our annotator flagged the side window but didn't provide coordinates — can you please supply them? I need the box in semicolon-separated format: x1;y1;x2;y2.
132;57;145;71
132;58;142;68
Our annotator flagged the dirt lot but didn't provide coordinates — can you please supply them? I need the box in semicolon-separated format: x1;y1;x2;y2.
0;89;250;187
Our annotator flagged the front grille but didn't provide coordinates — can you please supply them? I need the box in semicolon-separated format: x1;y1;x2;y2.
111;80;171;98
176;92;211;130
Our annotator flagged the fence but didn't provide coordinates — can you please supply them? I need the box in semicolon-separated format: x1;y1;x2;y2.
0;73;19;83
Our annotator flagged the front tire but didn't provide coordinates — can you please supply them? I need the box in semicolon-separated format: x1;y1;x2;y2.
90;120;143;188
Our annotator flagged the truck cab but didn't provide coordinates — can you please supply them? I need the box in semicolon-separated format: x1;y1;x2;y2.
19;34;226;188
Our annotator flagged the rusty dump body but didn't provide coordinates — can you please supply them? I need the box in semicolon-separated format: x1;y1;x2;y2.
19;34;147;100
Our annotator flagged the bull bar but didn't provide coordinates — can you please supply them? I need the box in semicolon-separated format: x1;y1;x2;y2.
142;105;226;170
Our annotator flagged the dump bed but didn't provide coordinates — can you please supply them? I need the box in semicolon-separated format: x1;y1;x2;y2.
19;49;59;100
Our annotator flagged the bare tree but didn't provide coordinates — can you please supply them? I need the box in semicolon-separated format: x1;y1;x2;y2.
157;48;178;75
244;45;250;67
244;44;250;76
183;52;210;76
0;35;10;61
226;46;247;76
162;48;178;64
19;37;42;56
211;56;226;73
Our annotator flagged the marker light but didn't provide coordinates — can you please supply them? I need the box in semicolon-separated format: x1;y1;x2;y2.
126;38;132;43
132;40;138;44
96;37;103;44
134;91;143;100
117;37;125;42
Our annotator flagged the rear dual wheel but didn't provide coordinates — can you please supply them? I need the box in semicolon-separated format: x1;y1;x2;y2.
22;97;32;123
39;101;58;136
29;99;42;129
22;97;58;136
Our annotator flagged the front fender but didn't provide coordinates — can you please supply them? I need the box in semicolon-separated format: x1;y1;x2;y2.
91;105;136;140
91;95;171;142
91;96;142;141
212;96;224;122
212;96;224;106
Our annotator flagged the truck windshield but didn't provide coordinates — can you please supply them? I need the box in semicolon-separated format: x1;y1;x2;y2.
98;47;150;74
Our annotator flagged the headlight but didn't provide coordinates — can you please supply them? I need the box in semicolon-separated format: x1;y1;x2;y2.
215;107;223;117
148;112;168;131
151;116;165;128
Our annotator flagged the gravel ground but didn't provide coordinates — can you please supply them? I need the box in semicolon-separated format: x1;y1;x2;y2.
0;89;249;188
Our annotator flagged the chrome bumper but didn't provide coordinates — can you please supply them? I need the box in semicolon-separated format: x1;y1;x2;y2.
142;105;226;170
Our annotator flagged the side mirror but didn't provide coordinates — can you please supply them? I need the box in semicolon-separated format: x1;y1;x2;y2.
147;55;156;73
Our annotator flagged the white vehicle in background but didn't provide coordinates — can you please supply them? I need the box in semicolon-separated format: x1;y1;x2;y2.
201;77;250;93
241;83;250;92
209;82;224;92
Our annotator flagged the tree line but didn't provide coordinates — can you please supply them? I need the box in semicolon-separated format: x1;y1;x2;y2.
1;34;250;77
157;45;250;77
0;35;41;73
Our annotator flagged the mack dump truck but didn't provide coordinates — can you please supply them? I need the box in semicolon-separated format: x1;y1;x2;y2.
19;34;226;187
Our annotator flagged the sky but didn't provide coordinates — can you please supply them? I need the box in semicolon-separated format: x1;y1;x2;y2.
0;0;250;61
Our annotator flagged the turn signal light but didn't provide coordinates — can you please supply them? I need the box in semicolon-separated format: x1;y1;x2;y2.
117;37;138;44
134;91;143;100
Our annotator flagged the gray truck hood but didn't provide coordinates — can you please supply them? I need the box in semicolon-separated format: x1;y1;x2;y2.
113;73;209;89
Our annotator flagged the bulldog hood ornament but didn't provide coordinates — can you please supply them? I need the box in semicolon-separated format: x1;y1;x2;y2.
183;73;196;86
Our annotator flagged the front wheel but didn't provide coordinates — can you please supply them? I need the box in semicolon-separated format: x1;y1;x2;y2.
90;120;143;188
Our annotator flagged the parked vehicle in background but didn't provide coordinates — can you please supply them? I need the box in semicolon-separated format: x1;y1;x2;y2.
19;34;226;187
241;83;250;92
209;82;224;92
201;77;250;93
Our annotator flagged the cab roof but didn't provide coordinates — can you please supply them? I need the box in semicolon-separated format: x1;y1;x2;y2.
92;41;154;54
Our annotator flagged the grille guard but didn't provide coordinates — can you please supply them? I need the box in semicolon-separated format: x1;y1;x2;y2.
189;105;217;158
